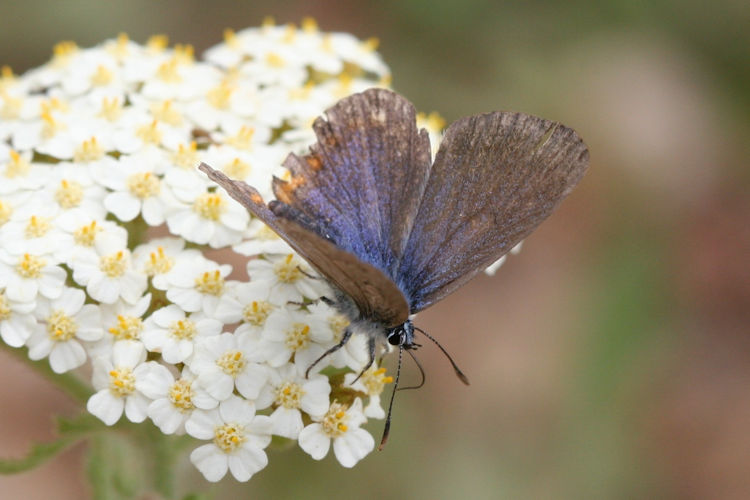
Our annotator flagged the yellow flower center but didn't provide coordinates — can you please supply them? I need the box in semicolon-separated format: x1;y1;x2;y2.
329;314;350;343
127;172;160;199
55;179;84;208
273;254;302;283
0;292;12;321
417;111;446;133
144;246;174;276
360;367;393;395
302;17;318;34
224;126;255;150
223;28;238;48
222;158;251;179
242;300;273;327
106;33;130;60
41;110;65;139
91;65;114;86
0;200;11;226
285;322;311;352
108;315;143;341
156;58;182;83
98;97;122;121
321;401;349;437
74;220;100;246
168;378;195;411
169;319;197;340
108;367;136;397
4;150;30;178
207;82;233;110
74;137;105;162
147;35;168;52
214;423;246;453
136;120;162;145
16;254;45;279
52;41;78;67
173;44;194;64
170;141;198;169
150;100;183;126
275;381;305;410
47;310;77;341
0;92;22;120
265;52;286;68
99;251;127;278
24;215;51;238
362;37;379;52
195;269;225;296
194;193;225;221
215;349;246;376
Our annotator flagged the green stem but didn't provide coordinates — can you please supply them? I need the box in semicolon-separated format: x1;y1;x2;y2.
1;343;93;404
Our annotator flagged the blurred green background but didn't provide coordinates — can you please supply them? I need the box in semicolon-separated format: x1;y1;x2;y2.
1;1;748;499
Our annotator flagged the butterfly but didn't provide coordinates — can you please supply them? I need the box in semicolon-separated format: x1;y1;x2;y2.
199;88;589;446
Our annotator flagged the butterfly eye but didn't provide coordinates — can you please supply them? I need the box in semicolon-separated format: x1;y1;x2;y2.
387;329;403;346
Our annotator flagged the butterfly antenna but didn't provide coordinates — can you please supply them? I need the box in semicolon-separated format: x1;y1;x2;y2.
379;345;403;450
414;326;470;385
397;348;425;391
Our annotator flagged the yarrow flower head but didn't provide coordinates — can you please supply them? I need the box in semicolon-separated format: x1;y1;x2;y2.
0;18;495;487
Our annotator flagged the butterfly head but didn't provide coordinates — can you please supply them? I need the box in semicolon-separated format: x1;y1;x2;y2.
386;320;418;350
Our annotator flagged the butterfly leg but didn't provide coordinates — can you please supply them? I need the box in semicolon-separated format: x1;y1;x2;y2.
350;336;377;384
286;296;334;307
305;327;353;378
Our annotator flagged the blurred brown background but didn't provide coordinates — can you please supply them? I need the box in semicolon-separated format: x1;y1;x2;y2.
1;0;748;498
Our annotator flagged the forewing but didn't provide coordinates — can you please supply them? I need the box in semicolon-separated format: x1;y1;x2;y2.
199;163;410;327
398;112;589;312
276;88;433;277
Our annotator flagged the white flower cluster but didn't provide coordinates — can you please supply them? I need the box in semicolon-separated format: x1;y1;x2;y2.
0;18;427;482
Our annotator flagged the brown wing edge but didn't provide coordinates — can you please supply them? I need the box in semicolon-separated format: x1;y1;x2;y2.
198;162;410;327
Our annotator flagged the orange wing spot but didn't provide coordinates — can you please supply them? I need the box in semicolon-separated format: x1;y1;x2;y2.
305;154;323;171
325;135;337;147
276;175;305;204
250;193;263;204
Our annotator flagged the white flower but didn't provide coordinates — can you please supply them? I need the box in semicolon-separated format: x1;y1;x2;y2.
142;305;222;364
136;364;218;435
185;395;273;482
259;307;333;371
26;287;103;373
71;237;147;304
164;256;232;315
189;332;268;401
298;398;374;468
308;302;369;372
166;185;250;248
343;365;393;419
0;251;66;303
95;151;180;225
54;208;129;263
131;237;201;290
0;199;65;257
0;150;54;193
87;340;150;425
246;253;324;304
87;294;151;358
0;288;37;348
256;363;330;439
213;280;277;331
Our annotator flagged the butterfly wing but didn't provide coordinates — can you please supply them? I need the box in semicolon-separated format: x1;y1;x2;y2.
199;164;410;327
398;111;589;312
275;88;433;278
